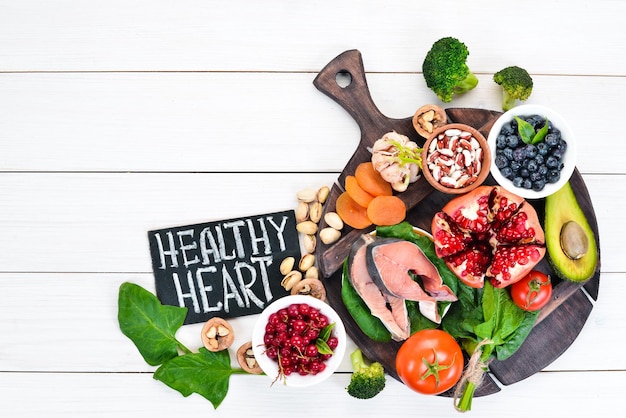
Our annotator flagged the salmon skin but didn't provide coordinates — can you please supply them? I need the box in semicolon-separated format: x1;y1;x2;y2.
346;235;458;341
347;234;410;341
366;237;457;324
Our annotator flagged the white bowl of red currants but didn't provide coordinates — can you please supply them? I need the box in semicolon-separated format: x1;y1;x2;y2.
487;104;577;199
251;295;346;387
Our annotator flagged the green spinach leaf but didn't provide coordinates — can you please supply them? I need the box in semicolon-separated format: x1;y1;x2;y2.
118;282;191;366
154;348;247;409
341;260;392;342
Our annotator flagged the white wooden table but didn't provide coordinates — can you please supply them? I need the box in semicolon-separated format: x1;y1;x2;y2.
1;1;624;416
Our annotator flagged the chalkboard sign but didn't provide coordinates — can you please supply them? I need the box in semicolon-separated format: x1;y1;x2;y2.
148;210;299;325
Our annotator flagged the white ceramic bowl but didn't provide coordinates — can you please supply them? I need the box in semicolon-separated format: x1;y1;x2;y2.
251;295;346;387
487;104;577;199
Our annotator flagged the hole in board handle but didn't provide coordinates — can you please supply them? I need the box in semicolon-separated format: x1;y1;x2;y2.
335;71;352;88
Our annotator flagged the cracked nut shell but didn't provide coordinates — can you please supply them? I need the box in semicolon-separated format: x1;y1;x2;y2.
290;278;327;301
201;317;235;352
413;104;447;138
236;341;263;374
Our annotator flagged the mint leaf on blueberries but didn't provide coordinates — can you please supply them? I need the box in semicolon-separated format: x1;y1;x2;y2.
117;282;191;366
532;118;550;144
515;116;536;144
515;116;550;145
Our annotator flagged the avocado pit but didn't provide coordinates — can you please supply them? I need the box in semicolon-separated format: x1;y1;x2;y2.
560;220;589;260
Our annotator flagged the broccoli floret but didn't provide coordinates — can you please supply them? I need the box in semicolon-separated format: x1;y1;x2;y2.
345;349;386;399
422;37;479;103
493;66;534;111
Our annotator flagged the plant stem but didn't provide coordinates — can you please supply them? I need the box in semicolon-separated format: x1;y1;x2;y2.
176;339;193;354
456;381;476;412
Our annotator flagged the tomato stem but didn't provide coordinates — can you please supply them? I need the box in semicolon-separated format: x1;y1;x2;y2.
421;349;457;390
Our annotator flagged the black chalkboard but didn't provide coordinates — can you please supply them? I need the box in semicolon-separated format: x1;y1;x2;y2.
148;210;300;325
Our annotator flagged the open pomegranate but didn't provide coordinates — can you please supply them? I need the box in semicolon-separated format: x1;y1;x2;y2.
431;185;545;288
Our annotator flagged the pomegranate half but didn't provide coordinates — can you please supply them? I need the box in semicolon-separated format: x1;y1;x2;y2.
431;185;545;288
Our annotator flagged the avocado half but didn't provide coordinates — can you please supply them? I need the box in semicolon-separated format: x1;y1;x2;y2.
544;181;598;282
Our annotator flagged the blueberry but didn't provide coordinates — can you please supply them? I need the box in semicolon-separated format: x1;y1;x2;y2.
506;135;520;148
537;142;549;156
551;148;564;160
557;139;568;152
496;134;508;149
503;147;514;161
500;166;514;179
547;169;561;184
526;160;538;172
524;144;538;159
520;168;530;178
523;179;533;189
530;171;543;182
532;179;546;191
534;154;545;166
495;155;509;169
538;164;548;176
512;177;523;188
513;147;526;162
510;160;522;173
546;155;559;169
500;123;515;136
545;133;560;148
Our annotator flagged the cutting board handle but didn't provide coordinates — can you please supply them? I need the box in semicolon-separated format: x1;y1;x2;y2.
313;50;387;132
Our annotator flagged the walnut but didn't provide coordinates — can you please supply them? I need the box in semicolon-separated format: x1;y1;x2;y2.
412;104;447;138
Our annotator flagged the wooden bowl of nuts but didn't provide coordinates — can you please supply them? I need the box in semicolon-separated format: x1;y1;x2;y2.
421;123;491;194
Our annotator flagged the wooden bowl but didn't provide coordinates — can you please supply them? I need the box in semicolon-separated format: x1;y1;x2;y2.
421;123;491;194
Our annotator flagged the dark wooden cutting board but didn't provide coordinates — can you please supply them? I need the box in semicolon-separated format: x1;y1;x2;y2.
312;50;601;396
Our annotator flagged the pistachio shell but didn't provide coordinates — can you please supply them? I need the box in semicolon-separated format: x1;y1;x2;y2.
324;212;344;230
279;257;295;275
295;201;309;223
302;234;317;253
296;221;318;235
319;227;341;244
296;188;318;203
298;253;316;271
309;202;323;223
317;186;330;204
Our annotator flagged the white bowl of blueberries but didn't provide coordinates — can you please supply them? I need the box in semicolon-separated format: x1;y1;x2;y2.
487;104;577;199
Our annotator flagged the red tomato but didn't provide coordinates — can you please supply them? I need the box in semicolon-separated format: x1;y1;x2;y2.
510;270;552;311
395;329;463;395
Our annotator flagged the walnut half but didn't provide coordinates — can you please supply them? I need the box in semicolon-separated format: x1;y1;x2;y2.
412;104;447;138
201;317;235;352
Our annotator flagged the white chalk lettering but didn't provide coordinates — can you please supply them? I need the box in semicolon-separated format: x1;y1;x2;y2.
221;264;245;313
155;231;180;269
178;229;200;268
223;220;246;259
199;226;222;264
234;261;263;309
250;255;274;303
173;271;200;313
195;267;223;313
215;225;235;261
246;218;271;255
267;215;288;251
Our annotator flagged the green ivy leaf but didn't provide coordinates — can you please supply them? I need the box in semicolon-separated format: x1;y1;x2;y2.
117;282;189;366
154;348;246;409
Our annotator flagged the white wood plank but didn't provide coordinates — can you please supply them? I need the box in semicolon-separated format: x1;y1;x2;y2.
1;0;624;75
0;72;622;174
0;173;618;273
1;370;624;417
0;271;622;373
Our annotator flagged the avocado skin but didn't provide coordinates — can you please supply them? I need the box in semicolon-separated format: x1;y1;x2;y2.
544;181;598;282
